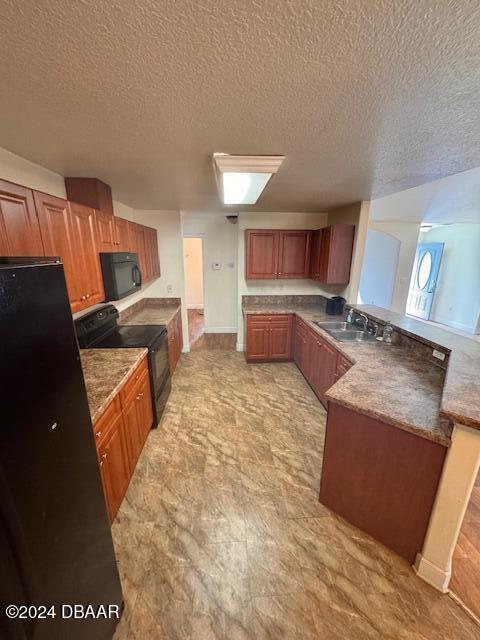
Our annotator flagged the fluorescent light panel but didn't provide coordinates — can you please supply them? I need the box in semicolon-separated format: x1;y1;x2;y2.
213;154;284;205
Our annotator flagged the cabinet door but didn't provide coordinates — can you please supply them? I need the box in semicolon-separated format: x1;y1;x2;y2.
309;229;322;279
68;202;104;309
122;395;143;475
307;331;324;397
175;311;183;362
278;231;311;278
114;216;133;252
98;413;130;522
318;340;338;407
133;223;147;281
135;371;153;441
336;355;352;381
144;227;160;280
245;230;278;279
0;179;44;256
246;323;269;361
269;323;292;360
318;224;355;284
34;191;79;309
95;209;116;251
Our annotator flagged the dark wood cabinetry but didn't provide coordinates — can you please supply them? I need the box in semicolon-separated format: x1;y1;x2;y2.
68;202;105;311
293;316;310;376
320;402;447;563
310;224;355;284
65;177;114;217
34;191;79;307
144;227;161;281
94;356;153;522
245;225;354;283
245;314;293;362
278;230;311;278
245;230;311;279
168;310;183;373
95;209;118;251
0;179;44;256
113;215;132;252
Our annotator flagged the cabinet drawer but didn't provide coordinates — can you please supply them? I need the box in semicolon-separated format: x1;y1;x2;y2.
248;314;292;324
92;395;122;450
120;356;149;405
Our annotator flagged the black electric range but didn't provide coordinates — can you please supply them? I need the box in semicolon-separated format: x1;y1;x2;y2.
75;304;170;426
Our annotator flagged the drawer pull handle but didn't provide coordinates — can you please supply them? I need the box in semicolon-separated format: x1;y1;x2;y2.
136;393;144;400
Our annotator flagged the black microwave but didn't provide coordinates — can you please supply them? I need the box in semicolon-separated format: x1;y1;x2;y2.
100;252;142;301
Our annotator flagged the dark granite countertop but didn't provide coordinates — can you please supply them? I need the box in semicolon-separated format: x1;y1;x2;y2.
354;305;480;431
242;302;452;447
80;348;147;423
119;297;181;326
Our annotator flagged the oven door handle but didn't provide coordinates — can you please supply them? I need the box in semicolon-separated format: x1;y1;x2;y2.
132;265;142;287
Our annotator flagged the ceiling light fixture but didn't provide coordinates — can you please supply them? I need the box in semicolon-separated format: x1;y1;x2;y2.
212;154;285;205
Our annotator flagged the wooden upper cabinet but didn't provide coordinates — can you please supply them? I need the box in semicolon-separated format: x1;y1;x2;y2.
114;216;133;253
309;229;322;280
315;224;355;284
245;230;311;280
245;230;278;279
65;177;114;216
34;191;79;307
95;209;117;251
144;227;160;281
132;222;147;281
0;179;44;256
68;202;104;310
278;230;311;278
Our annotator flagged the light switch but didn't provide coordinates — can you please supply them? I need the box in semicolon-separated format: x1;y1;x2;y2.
212;262;221;270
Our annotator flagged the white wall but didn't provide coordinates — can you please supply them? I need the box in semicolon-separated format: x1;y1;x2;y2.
366;222;421;314
419;224;480;333
0;146;66;197
114;210;189;348
359;229;400;308
182;212;238;333
183;237;204;309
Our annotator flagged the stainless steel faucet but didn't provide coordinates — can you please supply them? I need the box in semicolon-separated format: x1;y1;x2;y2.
355;313;369;331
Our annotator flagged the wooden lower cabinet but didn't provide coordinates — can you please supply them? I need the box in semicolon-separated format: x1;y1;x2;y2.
168;310;183;373
245;314;293;362
93;356;153;522
320;402;447;563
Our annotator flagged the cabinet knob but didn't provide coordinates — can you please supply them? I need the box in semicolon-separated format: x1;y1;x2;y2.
102;452;107;459
86;293;90;299
95;431;102;438
136;392;144;400
81;295;86;301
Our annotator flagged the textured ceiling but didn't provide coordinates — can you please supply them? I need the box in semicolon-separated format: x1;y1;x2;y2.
0;0;479;211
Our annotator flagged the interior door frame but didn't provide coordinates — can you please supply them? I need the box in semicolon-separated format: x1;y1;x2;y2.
183;234;207;331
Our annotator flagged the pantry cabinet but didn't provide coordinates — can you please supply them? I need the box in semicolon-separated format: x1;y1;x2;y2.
0;179;44;256
245;314;293;362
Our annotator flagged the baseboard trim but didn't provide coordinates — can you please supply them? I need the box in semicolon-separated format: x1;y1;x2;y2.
236;342;244;352
187;304;204;310
181;345;190;353
414;553;450;593
204;326;237;334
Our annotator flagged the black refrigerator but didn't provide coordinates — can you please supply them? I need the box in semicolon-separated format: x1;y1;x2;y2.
0;259;122;640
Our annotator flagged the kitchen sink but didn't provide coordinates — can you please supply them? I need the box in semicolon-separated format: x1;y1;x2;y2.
314;321;350;331
314;321;380;343
329;329;379;343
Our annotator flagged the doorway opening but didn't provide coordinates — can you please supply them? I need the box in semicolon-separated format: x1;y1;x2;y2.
183;236;205;348
406;224;480;338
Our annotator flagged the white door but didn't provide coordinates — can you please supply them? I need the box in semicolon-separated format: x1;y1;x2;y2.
406;243;444;320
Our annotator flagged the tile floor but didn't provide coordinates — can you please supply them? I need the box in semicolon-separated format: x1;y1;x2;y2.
188;309;237;351
112;350;479;639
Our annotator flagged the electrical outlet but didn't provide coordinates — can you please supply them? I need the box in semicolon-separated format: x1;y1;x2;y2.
432;349;446;361
166;284;173;294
